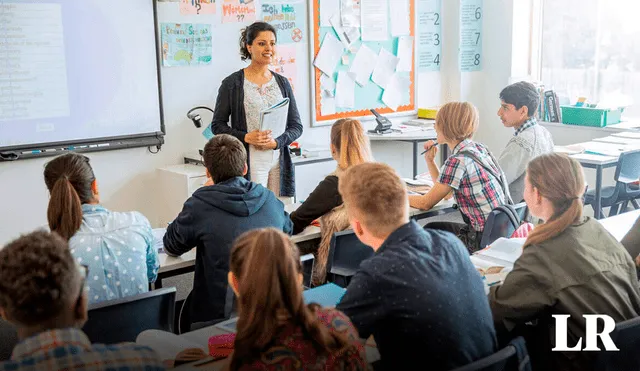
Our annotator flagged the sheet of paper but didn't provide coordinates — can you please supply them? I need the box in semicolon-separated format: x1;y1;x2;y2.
340;0;361;27
180;0;216;15
152;228;166;253
161;23;212;67
270;45;298;91
320;0;340;26
360;0;389;41
396;36;413;72
261;2;305;44
382;73;409;111
459;0;483;71
476;237;525;264
137;330;206;361
417;0;442;71
260;98;289;137
321;96;336;115
330;14;360;48
222;0;257;23
371;48;399;89
335;71;356;108
320;73;336;94
314;32;344;76
348;44;377;86
390;0;410;36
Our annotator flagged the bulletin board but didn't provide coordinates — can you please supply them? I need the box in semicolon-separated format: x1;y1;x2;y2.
310;0;416;126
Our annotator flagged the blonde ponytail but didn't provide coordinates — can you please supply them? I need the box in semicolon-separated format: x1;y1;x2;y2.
524;154;585;247
330;119;372;170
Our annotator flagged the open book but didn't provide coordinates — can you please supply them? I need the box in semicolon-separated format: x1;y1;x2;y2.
260;98;289;137
137;330;206;361
470;237;525;276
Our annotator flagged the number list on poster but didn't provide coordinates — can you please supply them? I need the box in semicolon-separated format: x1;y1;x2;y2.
417;0;441;72
459;0;483;71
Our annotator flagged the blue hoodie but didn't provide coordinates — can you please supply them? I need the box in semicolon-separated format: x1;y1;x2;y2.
164;176;293;323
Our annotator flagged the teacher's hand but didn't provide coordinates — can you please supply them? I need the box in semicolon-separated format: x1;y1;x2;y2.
255;139;277;150
244;130;272;146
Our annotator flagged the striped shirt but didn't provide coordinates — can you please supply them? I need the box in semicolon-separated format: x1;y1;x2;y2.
1;328;164;371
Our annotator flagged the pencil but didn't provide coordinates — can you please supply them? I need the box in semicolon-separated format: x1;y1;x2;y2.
420;141;439;155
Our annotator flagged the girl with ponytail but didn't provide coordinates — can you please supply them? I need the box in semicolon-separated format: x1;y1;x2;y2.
43;153;159;304
290;119;372;284
227;228;367;370
489;153;640;371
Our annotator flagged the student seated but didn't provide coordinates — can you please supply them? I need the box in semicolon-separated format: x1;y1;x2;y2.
496;81;554;202
290;118;372;285
409;102;512;252
337;162;498;370
164;134;293;326
0;231;164;371
489;153;640;371
43;153;159;304
224;228;367;370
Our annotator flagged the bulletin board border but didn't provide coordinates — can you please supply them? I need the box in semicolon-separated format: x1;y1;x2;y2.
309;0;416;126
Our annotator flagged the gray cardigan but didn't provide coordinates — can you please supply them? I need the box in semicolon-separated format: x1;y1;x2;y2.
211;70;303;197
498;122;554;202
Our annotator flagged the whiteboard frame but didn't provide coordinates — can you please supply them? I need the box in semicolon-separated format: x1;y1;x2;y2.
307;0;418;127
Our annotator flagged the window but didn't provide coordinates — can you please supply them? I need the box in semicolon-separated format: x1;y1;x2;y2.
538;0;640;117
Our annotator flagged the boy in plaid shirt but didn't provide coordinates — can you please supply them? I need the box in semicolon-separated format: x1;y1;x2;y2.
409;102;512;252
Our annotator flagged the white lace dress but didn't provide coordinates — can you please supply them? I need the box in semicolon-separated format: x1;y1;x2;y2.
244;75;282;195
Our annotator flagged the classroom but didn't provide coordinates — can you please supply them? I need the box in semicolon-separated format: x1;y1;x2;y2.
1;0;640;370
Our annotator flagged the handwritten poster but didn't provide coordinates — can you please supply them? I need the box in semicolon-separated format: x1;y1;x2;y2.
270;45;298;91
261;2;305;44
459;0;482;71
161;23;212;67
180;0;216;15
222;0;256;23
417;0;441;72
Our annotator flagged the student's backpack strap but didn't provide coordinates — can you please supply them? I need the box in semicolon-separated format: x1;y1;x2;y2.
494;204;521;229
459;149;514;205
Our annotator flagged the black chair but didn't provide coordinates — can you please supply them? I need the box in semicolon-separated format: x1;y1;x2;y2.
479;202;528;249
450;336;531;371
585;149;640;218
82;287;176;344
0;319;18;361
326;230;374;287
594;316;640;371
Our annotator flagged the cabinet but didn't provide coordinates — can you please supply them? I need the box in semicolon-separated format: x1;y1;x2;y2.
156;164;207;226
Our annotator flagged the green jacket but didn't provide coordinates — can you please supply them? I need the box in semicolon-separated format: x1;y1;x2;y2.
489;217;640;371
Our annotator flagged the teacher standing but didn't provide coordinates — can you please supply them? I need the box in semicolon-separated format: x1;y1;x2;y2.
211;21;303;200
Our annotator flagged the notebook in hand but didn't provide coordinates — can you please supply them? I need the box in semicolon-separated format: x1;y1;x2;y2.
260;98;289;137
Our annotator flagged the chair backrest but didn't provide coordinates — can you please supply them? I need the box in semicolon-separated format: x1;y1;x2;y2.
82;287;176;344
480;202;528;249
327;230;374;280
595;316;640;371
615;149;640;185
451;336;530;371
0;319;18;361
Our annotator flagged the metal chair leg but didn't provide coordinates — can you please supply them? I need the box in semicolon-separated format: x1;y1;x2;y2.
609;203;620;217
632;199;640;210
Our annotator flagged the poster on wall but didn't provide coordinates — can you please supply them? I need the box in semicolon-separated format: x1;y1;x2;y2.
221;0;256;23
459;0;483;71
261;2;306;44
180;0;216;15
161;23;212;67
270;44;298;91
417;0;441;72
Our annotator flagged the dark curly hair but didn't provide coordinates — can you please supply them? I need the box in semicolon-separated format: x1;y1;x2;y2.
239;21;277;61
0;231;79;326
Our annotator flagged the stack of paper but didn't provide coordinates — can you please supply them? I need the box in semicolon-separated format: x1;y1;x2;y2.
470;237;525;276
260;98;289;137
153;228;166;253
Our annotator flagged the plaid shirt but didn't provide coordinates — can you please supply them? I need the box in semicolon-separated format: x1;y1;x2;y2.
438;139;508;231
1;328;164;371
513;117;537;136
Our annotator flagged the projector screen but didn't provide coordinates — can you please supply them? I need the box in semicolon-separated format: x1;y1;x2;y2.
0;0;163;157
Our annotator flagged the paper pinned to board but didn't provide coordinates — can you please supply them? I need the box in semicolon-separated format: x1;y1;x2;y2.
360;0;389;41
314;32;344;76
320;73;336;95
348;44;377;86
390;0;410;36
335;71;356;108
382;73;409;111
321;96;337;115
396;35;413;72
330;13;360;48
371;48;399;89
320;0;340;26
340;0;361;27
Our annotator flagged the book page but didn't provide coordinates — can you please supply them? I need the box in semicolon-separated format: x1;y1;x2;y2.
475;237;525;264
137;329;206;361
